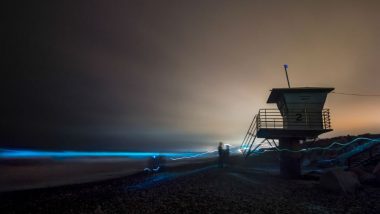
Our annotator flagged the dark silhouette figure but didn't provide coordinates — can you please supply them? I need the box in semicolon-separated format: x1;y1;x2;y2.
158;156;167;172
218;142;224;168
224;145;230;166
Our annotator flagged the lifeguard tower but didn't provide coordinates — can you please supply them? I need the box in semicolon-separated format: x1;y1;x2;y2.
240;81;334;178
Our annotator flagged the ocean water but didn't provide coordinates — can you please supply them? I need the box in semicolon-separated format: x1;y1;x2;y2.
0;157;148;192
0;154;216;192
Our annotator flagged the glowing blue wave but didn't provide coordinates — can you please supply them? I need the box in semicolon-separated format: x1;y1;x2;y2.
3;138;377;161
0;149;198;159
169;145;238;160
0;146;235;161
144;166;160;172
248;137;380;155
169;150;218;160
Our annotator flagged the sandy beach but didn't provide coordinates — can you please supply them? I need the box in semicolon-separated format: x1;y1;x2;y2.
1;157;379;214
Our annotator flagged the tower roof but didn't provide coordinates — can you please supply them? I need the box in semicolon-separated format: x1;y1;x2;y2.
267;87;334;103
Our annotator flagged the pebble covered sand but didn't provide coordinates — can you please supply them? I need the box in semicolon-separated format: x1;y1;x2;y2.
1;160;379;214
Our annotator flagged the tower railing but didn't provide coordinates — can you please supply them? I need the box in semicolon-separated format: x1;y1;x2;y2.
257;108;331;130
240;114;259;157
240;108;331;157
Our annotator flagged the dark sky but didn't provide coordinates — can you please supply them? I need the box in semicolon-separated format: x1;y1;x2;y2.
3;0;380;151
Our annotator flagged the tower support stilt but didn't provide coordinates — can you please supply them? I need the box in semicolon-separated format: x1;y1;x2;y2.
279;138;302;179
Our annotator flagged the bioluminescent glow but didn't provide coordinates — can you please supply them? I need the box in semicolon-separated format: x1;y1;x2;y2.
144;166;160;172
0;146;240;162
248;137;380;155
169;145;238;160
0;149;199;159
169;150;217;160
128;165;216;190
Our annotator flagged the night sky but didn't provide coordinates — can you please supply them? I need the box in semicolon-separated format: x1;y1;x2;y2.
3;0;380;152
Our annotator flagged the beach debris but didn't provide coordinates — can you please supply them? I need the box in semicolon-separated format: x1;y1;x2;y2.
319;168;361;194
373;162;380;175
302;170;323;180
94;205;105;214
373;162;380;185
351;167;377;184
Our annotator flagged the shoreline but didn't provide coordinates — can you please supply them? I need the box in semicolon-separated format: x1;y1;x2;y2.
0;157;216;193
1;157;379;213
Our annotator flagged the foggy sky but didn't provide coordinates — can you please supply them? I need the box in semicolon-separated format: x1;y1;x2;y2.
3;0;380;151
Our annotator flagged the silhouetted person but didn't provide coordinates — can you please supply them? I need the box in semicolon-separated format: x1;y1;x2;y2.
218;142;224;168
224;145;230;166
158;156;166;172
